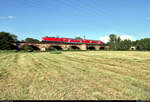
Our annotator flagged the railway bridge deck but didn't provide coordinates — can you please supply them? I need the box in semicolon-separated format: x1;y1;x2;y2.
14;42;109;51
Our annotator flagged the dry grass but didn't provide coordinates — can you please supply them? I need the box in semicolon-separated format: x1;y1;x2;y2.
0;51;150;100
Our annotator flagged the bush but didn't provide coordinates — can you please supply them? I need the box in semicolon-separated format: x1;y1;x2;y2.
47;46;57;51
21;45;34;52
68;48;73;51
68;48;81;51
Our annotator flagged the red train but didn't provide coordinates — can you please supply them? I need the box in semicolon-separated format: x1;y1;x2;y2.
42;36;103;44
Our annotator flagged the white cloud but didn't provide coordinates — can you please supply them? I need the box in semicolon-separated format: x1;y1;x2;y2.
0;16;15;19
100;35;134;43
100;36;110;43
120;35;133;40
8;16;15;19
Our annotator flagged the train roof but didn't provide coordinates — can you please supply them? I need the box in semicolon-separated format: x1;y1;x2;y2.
43;36;103;42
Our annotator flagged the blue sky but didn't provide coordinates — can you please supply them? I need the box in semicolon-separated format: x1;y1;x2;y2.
1;0;150;42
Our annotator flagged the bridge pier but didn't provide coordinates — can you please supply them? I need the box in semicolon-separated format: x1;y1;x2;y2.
62;45;68;50
40;47;46;51
95;46;100;50
80;44;87;50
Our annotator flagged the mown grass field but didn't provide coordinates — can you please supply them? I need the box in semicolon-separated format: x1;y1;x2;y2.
0;51;150;100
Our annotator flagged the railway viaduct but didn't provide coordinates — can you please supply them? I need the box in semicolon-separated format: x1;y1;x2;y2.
13;42;109;51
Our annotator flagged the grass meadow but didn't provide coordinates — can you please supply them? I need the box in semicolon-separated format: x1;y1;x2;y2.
0;51;150;100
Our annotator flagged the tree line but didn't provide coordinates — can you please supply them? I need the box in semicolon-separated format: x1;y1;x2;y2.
1;31;150;51
0;32;40;51
107;34;150;51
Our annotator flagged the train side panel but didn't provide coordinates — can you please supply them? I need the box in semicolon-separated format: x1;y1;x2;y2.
42;37;103;44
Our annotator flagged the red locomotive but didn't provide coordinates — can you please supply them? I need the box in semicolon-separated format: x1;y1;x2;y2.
42;36;103;44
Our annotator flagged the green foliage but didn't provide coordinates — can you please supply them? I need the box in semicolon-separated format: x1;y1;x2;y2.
68;48;74;51
136;38;150;51
0;32;17;50
108;34;150;51
131;40;139;46
47;46;57;51
21;45;40;52
69;46;81;51
11;34;18;42
108;34;119;50
74;36;83;39
25;38;40;43
117;39;132;51
108;34;132;51
21;45;34;52
69;48;81;51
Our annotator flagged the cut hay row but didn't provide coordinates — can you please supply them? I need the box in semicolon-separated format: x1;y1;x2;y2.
0;51;150;100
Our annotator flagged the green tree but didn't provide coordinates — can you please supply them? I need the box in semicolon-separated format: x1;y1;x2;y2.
117;39;132;50
10;34;18;42
131;40;138;46
75;36;82;40
108;34;133;51
116;36;121;50
21;40;25;42
108;34;118;50
136;38;150;51
25;38;40;43
0;32;17;50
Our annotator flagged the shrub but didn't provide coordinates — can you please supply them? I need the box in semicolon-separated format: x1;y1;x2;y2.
21;45;34;52
47;46;57;51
